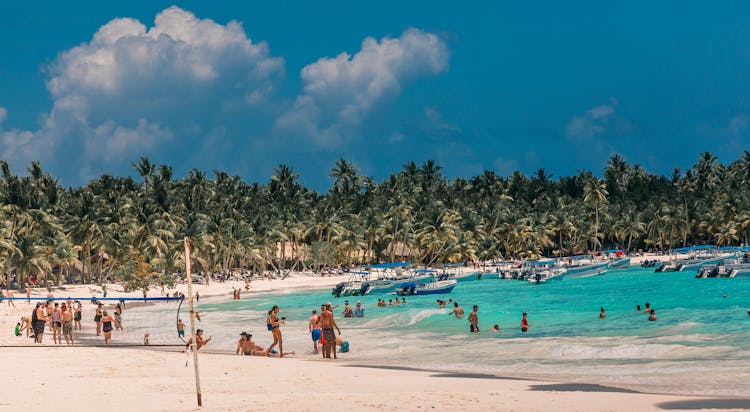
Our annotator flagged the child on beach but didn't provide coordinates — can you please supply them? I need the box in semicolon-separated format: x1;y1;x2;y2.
177;319;185;338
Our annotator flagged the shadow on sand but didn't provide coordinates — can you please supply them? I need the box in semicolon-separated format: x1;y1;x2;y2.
656;399;750;410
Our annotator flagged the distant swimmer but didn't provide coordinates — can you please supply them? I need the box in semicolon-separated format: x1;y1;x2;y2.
468;305;479;333
491;324;499;333
636;305;642;311
521;312;529;333
648;310;658;321
643;302;651;314
449;302;464;319
600;307;606;319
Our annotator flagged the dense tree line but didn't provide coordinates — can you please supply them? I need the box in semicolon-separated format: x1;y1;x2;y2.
1;151;749;288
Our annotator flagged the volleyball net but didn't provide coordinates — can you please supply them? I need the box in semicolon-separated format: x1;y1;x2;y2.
0;296;187;347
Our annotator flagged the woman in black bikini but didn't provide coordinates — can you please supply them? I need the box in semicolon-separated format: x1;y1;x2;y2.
267;305;285;357
94;303;103;336
101;310;114;345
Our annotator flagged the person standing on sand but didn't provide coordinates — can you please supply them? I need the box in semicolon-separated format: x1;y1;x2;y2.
309;309;321;354
114;303;123;330
61;304;74;345
177;319;185;338
101;310;114;345
74;301;82;331
468;305;479;333
266;305;286;357
94;303;103;336
51;302;62;344
25;285;30;304
6;290;15;307
521;312;529;332
320;302;341;359
33;303;47;343
449;302;464;319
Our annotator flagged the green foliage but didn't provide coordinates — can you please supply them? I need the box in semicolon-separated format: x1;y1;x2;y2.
0;151;749;288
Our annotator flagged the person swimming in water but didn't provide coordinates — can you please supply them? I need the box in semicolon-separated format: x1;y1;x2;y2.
648;309;658;321
449;302;464;319
599;307;606;319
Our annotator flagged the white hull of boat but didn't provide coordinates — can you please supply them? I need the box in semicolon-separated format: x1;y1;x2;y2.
564;262;608;278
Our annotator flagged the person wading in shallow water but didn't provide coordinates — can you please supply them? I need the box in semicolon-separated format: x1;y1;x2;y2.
320;303;341;359
468;305;479;333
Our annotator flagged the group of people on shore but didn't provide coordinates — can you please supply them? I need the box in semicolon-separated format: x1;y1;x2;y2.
16;297;125;346
24;300;81;345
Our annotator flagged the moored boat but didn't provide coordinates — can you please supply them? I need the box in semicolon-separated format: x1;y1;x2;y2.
396;279;457;296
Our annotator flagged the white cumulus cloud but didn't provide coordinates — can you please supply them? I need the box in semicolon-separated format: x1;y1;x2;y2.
276;28;449;145
0;6;283;179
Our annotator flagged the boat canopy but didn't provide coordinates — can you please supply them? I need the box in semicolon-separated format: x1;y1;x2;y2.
717;245;750;252
671;245;715;253
366;261;412;269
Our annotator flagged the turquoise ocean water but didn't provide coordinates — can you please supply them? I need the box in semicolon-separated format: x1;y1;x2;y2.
198;267;749;396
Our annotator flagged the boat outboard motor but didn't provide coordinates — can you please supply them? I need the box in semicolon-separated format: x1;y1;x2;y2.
655;263;665;273
477;273;482;280
534;273;542;284
358;282;370;295
332;282;345;297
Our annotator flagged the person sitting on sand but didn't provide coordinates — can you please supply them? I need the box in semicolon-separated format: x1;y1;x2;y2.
19;316;31;337
244;333;293;357
185;329;211;351
648;310;658;321
449;302;464;319
237;332;249;355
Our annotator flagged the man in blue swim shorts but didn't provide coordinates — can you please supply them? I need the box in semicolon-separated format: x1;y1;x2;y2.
309;309;322;354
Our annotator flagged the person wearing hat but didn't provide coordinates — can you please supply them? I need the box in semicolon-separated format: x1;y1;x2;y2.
236;332;250;355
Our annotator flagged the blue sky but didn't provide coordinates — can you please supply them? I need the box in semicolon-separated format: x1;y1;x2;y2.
0;1;748;189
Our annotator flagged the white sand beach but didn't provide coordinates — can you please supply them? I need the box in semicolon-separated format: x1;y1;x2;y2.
1;263;748;411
